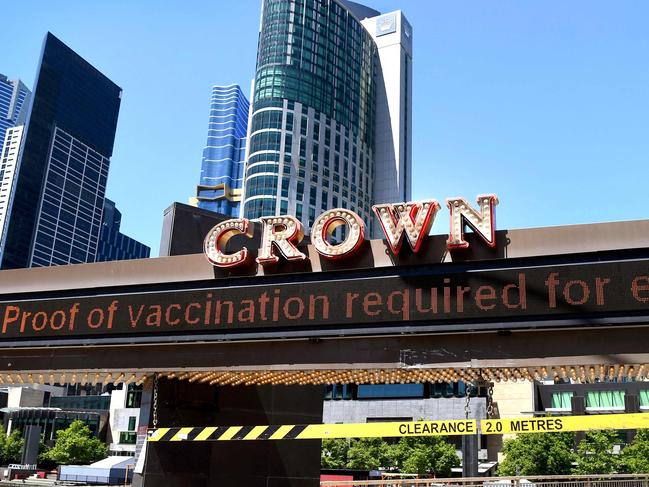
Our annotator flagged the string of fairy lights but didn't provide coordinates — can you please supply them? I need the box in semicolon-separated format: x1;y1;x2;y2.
0;364;647;387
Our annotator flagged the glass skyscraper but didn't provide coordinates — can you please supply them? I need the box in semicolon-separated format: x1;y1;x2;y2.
0;74;31;153
196;85;250;217
96;198;150;262
0;33;122;269
0;76;31;255
241;0;412;236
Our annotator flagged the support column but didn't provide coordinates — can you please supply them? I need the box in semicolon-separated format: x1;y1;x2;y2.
137;378;323;487
625;394;639;443
462;434;479;477
132;379;153;487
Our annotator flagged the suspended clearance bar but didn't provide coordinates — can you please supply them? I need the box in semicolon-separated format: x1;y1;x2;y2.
148;413;649;442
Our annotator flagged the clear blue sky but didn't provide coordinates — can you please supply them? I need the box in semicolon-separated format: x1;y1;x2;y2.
2;1;648;255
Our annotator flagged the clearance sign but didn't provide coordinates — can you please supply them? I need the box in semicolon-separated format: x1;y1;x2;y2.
481;413;649;435
148;413;649;442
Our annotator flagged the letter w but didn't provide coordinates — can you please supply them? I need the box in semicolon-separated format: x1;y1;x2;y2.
372;200;440;254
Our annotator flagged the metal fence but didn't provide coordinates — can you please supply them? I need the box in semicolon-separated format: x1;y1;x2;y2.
320;474;649;487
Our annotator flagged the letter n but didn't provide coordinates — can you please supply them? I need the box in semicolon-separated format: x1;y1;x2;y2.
446;194;499;249
372;200;440;254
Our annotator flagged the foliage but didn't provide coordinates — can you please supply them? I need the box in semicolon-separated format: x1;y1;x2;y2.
321;435;459;477
321;438;350;469
346;437;391;470
0;425;6;464
498;432;575;476
43;420;107;465
4;429;25;464
389;436;459;477
621;430;649;473
573;430;621;474
0;425;25;465
37;435;55;470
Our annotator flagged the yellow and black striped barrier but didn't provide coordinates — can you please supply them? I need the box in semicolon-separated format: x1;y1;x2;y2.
148;419;477;442
148;413;649;442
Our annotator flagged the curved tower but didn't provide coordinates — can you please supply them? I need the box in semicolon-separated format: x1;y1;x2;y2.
242;0;378;230
196;85;250;216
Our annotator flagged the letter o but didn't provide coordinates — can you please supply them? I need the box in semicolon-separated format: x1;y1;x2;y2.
311;208;366;259
283;297;304;320
50;310;67;330
31;311;48;332
87;308;105;329
564;280;590;305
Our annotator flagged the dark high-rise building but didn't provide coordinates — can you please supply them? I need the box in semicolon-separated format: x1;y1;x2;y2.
0;33;122;269
96;198;150;262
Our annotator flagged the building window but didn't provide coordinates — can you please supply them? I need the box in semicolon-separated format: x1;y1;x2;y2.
119;432;137;444
548;392;573;411
128;416;137;431
126;384;143;408
586;391;625;411
324;384;354;400
357;384;424;399
640;390;649;410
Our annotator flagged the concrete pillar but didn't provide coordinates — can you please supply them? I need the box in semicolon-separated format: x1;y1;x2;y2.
135;378;323;487
462;434;479;477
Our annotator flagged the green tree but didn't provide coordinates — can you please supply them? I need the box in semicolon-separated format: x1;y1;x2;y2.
0;424;6;465
37;435;55;470
498;432;575;476
0;425;25;465
388;436;459;477
321;438;350;469
44;421;107;465
573;430;621;474
621;430;649;473
402;447;433;475
321;435;459;476
3;429;25;464
346;437;390;470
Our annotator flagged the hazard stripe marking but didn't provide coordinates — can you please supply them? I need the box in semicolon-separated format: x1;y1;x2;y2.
170;427;194;441
284;425;308;439
148;428;170;442
194;427;217;441
269;425;295;440
232;425;255;440
148;413;649;441
217;426;242;441
185;428;204;441
258;424;282;440
208;426;230;441
160;429;179;441
244;425;272;440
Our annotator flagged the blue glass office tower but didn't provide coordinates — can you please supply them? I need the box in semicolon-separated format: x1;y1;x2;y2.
96;198;150;262
196;85;249;217
0;33;121;269
0;76;31;258
0;75;31;152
